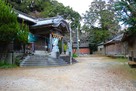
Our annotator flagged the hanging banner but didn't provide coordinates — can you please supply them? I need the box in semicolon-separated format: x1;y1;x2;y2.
28;32;38;43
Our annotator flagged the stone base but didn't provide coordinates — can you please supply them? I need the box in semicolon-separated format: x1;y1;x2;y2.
7;53;14;64
50;52;59;59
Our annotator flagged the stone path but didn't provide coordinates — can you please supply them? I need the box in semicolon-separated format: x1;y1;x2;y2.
0;55;136;91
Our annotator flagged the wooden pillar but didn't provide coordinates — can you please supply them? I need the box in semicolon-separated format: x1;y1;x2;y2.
49;33;52;52
61;38;64;54
70;26;73;64
44;37;47;52
76;28;80;55
32;42;35;53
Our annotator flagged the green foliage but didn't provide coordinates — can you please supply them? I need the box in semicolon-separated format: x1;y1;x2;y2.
83;0;120;49
114;0;136;34
64;43;67;52
73;53;78;58
42;0;81;29
0;61;17;68
89;43;97;52
0;23;20;42
91;28;110;44
8;0;81;30
0;0;29;64
15;58;21;66
58;40;62;53
116;57;128;62
0;0;20;42
0;0;29;43
0;0;28;49
7;0;46;12
16;23;29;44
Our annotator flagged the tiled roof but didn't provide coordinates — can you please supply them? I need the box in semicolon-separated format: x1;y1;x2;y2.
15;10;37;24
104;34;124;45
15;10;70;35
32;16;70;32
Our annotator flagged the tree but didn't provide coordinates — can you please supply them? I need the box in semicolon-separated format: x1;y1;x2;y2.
0;0;20;44
42;1;81;29
8;0;81;30
0;0;18;62
0;1;20;42
16;22;29;44
115;0;136;34
83;0;119;50
0;0;29;62
7;0;47;13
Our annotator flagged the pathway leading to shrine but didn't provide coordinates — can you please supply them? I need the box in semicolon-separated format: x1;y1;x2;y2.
0;55;136;91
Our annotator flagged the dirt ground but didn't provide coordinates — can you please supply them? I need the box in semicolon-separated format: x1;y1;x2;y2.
0;55;136;91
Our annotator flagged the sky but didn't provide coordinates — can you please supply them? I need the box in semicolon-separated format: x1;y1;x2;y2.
56;0;93;15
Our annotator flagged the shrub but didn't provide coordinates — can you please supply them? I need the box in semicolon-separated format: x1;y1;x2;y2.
0;61;17;68
73;53;78;58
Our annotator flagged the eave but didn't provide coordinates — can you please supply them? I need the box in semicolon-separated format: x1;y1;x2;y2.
30;16;70;36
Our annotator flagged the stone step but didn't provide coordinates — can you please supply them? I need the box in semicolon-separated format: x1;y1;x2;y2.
22;61;66;64
20;62;67;67
34;51;47;55
23;62;67;65
20;54;68;67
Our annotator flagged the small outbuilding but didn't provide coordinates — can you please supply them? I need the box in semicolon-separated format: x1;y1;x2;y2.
97;42;105;54
104;34;127;57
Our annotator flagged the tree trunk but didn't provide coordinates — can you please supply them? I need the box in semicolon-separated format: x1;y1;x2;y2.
23;43;26;54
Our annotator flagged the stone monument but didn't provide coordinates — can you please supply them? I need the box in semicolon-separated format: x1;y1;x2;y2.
50;38;59;58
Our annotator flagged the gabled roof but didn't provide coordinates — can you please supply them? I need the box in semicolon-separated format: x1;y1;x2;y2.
15;10;70;36
112;34;123;41
33;16;66;27
104;34;124;45
30;16;70;36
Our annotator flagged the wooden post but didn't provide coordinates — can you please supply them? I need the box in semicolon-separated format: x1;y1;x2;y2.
76;28;80;56
32;42;35;53
44;37;47;52
49;33;52;52
61;38;64;54
70;26;73;65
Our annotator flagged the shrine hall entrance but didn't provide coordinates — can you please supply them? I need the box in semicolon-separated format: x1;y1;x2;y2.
34;37;49;51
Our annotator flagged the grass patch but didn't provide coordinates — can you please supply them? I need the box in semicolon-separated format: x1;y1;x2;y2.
112;57;136;79
115;57;128;62
122;63;136;79
0;62;17;69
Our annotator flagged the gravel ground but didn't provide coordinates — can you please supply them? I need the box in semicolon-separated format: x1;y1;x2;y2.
0;55;136;91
